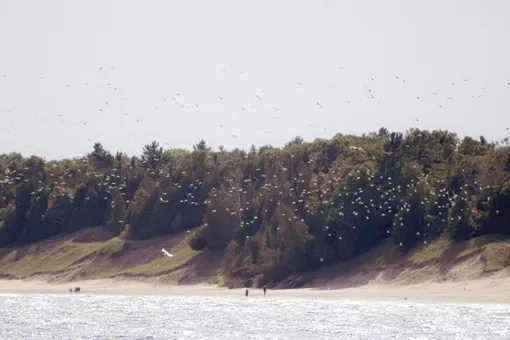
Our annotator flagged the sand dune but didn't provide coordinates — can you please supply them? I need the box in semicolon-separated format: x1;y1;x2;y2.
2;229;510;304
1;277;510;304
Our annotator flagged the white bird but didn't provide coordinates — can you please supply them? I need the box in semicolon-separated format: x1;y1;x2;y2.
349;146;365;152
161;248;174;258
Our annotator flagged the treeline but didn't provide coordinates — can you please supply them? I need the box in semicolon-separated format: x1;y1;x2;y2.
1;128;510;286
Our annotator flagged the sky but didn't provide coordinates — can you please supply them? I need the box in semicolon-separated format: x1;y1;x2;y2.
0;0;509;160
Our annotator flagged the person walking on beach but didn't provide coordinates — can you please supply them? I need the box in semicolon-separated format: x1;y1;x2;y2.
263;287;267;297
245;288;249;297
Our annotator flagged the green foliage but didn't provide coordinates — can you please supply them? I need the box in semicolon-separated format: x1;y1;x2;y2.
108;192;126;236
0;130;509;285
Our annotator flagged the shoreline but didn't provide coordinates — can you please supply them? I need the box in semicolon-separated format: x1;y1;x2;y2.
1;278;509;305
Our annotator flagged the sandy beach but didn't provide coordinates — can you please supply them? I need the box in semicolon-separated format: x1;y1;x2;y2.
1;278;509;304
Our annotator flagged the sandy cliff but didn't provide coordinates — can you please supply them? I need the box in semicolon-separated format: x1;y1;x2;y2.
1;226;510;303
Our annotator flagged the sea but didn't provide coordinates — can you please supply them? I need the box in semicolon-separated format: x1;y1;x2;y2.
0;294;508;339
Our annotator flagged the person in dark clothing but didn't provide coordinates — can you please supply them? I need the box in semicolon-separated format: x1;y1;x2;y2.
263;287;267;297
245;288;249;297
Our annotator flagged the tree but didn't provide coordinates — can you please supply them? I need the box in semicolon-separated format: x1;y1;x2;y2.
193;139;211;152
90;142;114;169
1;126;510;287
142;141;163;171
108;192;126;236
447;189;475;241
392;177;430;252
20;192;49;244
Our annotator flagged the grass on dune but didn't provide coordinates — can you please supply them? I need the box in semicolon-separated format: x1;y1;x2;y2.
207;274;228;287
454;234;510;272
3;228;510;283
408;238;452;264
480;242;510;272
408;234;510;272
0;233;200;279
408;235;510;271
84;237;200;279
120;239;198;276
456;235;508;258
0;238;123;277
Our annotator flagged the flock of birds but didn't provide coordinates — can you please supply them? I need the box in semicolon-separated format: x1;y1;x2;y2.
1;66;509;154
0;149;497;254
208;165;496;251
0;65;509;259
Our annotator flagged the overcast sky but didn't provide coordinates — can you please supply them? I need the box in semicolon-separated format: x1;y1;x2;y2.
1;0;509;160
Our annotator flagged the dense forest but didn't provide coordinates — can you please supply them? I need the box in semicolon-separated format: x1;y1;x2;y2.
1;128;510;286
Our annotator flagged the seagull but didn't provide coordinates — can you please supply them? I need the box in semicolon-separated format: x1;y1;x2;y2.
161;248;174;258
349;146;365;152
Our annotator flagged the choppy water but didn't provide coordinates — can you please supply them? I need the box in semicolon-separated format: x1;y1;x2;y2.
0;294;509;339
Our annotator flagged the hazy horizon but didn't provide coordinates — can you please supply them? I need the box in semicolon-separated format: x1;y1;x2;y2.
1;0;509;160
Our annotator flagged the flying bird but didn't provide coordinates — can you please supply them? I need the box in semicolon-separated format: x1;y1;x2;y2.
161;248;174;258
